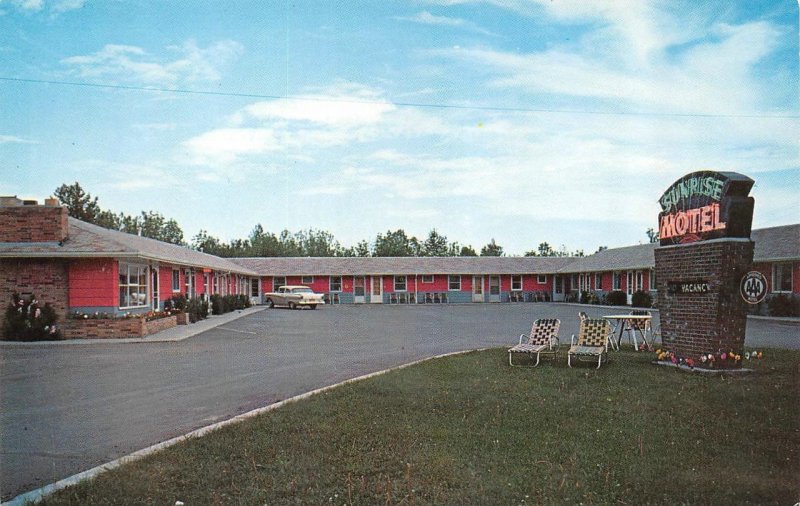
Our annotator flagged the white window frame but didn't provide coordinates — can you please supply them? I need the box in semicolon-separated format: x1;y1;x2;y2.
119;262;149;309
537;274;547;284
330;276;342;292
250;278;260;298
511;275;522;291
772;263;793;293
273;277;286;292
394;275;407;292
595;273;602;290
301;275;314;284
636;271;644;292
172;269;180;292
448;275;461;291
612;272;621;291
422;275;434;283
649;270;656;291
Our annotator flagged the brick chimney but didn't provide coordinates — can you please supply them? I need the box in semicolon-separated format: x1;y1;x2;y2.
0;197;69;243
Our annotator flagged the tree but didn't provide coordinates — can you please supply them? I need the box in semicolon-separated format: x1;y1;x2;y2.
54;182;102;223
595;245;608;253
353;240;371;257
459;245;478;256
646;227;659;243
480;238;503;256
373;229;418;257
422;229;449;257
139;211;184;245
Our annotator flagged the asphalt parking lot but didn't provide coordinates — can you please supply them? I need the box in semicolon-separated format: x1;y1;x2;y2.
1;303;797;500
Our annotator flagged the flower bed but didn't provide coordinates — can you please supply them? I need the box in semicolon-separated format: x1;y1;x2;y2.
62;314;178;339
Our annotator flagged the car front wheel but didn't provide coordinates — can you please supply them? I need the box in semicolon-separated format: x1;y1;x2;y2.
267;298;274;308
289;302;296;310
309;304;317;310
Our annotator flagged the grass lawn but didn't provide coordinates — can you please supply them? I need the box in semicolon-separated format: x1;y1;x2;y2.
42;348;799;505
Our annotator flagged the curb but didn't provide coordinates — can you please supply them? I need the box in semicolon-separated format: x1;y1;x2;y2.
3;347;487;505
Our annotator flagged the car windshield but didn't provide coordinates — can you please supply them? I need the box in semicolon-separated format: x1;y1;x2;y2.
291;287;313;293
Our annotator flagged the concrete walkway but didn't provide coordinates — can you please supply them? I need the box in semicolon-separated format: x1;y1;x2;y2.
0;306;267;346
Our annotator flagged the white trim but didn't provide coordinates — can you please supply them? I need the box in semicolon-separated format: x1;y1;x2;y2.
771;262;793;293
301;275;314;284
329;275;343;293
393;275;407;292
537;274;547;284
510;274;522;291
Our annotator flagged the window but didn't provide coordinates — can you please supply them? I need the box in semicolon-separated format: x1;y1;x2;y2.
119;263;148;309
394;275;407;292
301;276;314;284
537;274;547;284
273;277;286;292
511;275;522;291
595;273;602;290
773;263;793;293
650;270;656;291
330;276;342;292
612;272;621;290
448;275;461;291
422;275;434;283
250;278;260;297
636;271;644;291
172;269;180;292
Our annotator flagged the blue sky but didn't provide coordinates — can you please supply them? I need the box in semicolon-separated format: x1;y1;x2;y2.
1;0;797;255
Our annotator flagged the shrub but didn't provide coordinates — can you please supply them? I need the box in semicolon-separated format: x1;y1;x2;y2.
768;294;800;317
211;294;224;315
579;291;600;305
170;294;188;312
632;290;653;308
186;297;209;323
2;293;60;341
605;290;627;306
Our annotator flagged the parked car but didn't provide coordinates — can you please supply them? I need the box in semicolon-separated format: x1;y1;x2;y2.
264;285;325;310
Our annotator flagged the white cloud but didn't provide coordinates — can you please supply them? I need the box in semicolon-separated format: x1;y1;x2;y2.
60;39;243;86
51;0;84;14
240;96;395;126
181;128;280;165
10;0;43;11
0;134;37;144
396;10;494;35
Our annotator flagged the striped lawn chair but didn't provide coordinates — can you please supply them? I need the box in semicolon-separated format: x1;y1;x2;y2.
508;318;561;367
568;318;611;369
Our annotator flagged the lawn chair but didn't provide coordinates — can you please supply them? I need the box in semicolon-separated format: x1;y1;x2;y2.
578;311;588;322
568;318;611;369
508;318;561;367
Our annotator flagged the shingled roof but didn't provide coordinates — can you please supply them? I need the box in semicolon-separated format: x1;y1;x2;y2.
752;224;800;262
557;224;798;274
0;218;256;275
229;255;574;276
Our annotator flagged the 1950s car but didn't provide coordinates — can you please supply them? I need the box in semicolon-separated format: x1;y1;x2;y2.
264;285;325;310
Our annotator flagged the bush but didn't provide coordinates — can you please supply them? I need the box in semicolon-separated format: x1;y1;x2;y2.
767;294;800;317
579;291;600;305
211;294;224;315
169;294;188;312
632;290;653;308
2;293;60;341
186;297;209;323
605;290;627;306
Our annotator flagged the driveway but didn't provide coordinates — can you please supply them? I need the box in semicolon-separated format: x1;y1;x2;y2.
1;303;797;500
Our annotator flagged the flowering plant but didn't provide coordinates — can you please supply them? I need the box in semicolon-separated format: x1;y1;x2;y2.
656;348;763;369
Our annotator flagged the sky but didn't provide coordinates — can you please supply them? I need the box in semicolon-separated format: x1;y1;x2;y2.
1;0;798;255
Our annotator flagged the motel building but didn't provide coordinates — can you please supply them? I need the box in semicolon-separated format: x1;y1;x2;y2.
1;197;798;339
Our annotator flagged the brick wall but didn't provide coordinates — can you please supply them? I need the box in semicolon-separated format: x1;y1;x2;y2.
62;314;177;339
0;259;69;335
655;239;754;361
0;204;68;243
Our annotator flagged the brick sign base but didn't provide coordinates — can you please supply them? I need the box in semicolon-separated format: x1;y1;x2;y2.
655;239;754;362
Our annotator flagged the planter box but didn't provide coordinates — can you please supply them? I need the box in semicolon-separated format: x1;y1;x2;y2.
62;315;178;339
175;313;189;325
